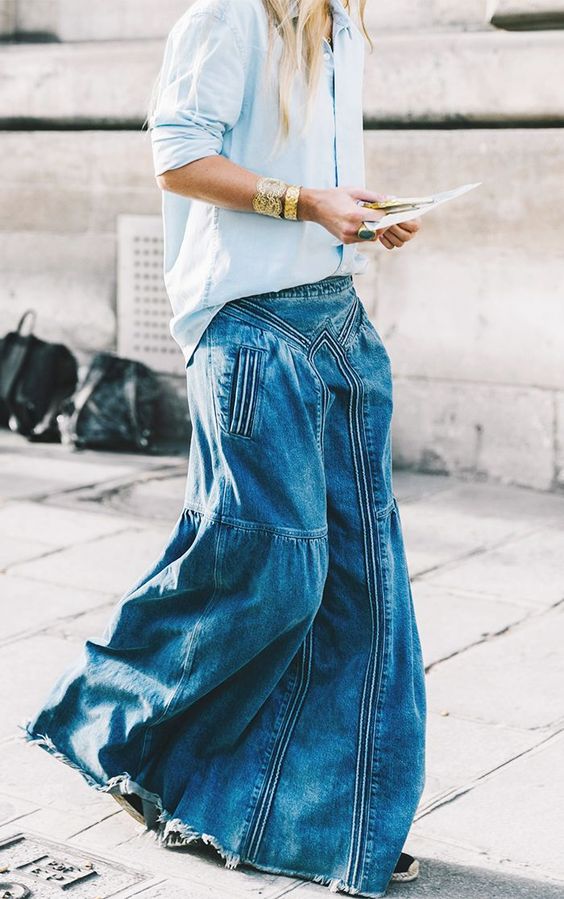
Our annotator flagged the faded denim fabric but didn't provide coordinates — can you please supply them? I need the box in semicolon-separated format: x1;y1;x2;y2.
21;275;426;899
149;0;370;365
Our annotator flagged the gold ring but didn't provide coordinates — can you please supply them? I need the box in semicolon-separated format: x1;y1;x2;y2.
357;225;377;240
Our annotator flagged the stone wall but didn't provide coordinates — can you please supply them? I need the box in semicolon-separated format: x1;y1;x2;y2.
1;1;563;487
359;1;564;491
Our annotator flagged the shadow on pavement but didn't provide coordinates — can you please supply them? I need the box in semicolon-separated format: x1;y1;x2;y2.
387;858;564;898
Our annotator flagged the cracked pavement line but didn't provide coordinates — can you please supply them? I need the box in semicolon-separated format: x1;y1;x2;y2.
416;727;564;822
423;594;564;674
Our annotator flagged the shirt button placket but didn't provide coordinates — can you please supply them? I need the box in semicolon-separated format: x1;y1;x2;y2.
326;38;342;271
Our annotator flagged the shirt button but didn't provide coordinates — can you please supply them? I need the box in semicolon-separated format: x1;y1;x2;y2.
323;51;330;60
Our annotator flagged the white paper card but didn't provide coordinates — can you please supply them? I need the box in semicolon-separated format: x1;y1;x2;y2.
359;181;482;232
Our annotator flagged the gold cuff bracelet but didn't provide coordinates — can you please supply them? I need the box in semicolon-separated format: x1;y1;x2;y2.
252;176;288;218
283;184;301;220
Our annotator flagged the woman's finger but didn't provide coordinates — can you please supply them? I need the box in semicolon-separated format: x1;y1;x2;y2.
381;229;405;248
401;218;421;231
386;224;415;242
379;234;395;250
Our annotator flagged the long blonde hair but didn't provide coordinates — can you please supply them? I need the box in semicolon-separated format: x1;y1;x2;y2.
145;0;372;156
263;0;371;153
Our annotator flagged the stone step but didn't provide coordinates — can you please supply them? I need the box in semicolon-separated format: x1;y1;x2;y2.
2;30;563;126
13;0;188;41
492;0;564;29
0;40;161;124
3;0;563;42
365;0;492;32
0;0;497;41
362;30;564;123
0;0;15;36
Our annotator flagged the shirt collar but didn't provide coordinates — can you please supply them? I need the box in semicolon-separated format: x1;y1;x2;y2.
289;0;353;39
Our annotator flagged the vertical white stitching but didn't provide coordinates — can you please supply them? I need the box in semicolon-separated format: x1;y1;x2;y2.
233;347;251;434
244;629;314;858
229;348;244;433
242;350;260;436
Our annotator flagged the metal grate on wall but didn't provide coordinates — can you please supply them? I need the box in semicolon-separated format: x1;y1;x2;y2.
117;214;185;375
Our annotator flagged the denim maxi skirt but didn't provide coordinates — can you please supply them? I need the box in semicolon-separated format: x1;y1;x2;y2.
20;274;426;899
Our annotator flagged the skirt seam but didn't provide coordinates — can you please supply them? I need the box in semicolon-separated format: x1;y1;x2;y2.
181;503;328;542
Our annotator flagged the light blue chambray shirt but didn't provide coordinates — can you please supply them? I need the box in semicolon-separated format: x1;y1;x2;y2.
149;0;369;365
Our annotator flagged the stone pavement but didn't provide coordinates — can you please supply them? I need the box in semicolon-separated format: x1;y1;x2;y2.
0;430;563;898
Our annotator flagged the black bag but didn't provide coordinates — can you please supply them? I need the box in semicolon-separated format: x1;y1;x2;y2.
57;352;160;451
0;310;78;441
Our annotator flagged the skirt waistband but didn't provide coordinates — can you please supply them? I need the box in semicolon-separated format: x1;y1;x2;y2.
240;274;354;303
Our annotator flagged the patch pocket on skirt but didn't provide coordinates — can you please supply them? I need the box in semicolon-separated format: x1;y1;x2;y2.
227;345;265;438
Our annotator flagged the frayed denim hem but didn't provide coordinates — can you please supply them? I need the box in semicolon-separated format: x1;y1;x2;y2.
18;721;241;868
17;721;388;899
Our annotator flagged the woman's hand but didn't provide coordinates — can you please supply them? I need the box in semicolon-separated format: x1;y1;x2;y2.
378;218;421;251
299;186;421;249
299;186;388;244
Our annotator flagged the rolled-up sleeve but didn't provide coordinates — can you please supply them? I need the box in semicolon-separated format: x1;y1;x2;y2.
150;8;246;177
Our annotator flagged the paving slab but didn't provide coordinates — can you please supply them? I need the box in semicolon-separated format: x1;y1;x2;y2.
0;429;182;469
1;449;562;895
397;831;521;878
392;471;453;505
113;878;261;899
421;527;564;609
67;806;145;848
98;829;299;898
412;581;529;668
401;477;564;532
0;737;113;817
0;452;142;502
426;605;564;729
406;825;564;891
0;534;51;569
403;512;536;579
0;792;38;827
1;634;83;740
51;472;188;528
0;499;133;546
286;854;564;899
419;713;539;812
413;734;564;882
0;574;114;644
44;601;122;643
289;859;564;897
8;526;171;594
4;803;124;844
398;500;535;578
388;859;564;898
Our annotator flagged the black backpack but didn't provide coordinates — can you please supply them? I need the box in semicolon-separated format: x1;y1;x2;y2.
57;352;161;451
0;310;78;441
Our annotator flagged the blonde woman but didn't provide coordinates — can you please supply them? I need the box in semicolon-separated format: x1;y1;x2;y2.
21;0;426;896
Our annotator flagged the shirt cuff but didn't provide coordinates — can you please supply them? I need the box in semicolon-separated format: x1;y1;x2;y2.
152;127;222;177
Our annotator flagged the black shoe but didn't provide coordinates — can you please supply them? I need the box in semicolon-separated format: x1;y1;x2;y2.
112;791;145;824
390;852;419;882
111;792;159;829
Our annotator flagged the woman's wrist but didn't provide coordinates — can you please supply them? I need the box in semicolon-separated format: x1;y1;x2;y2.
297;187;322;223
